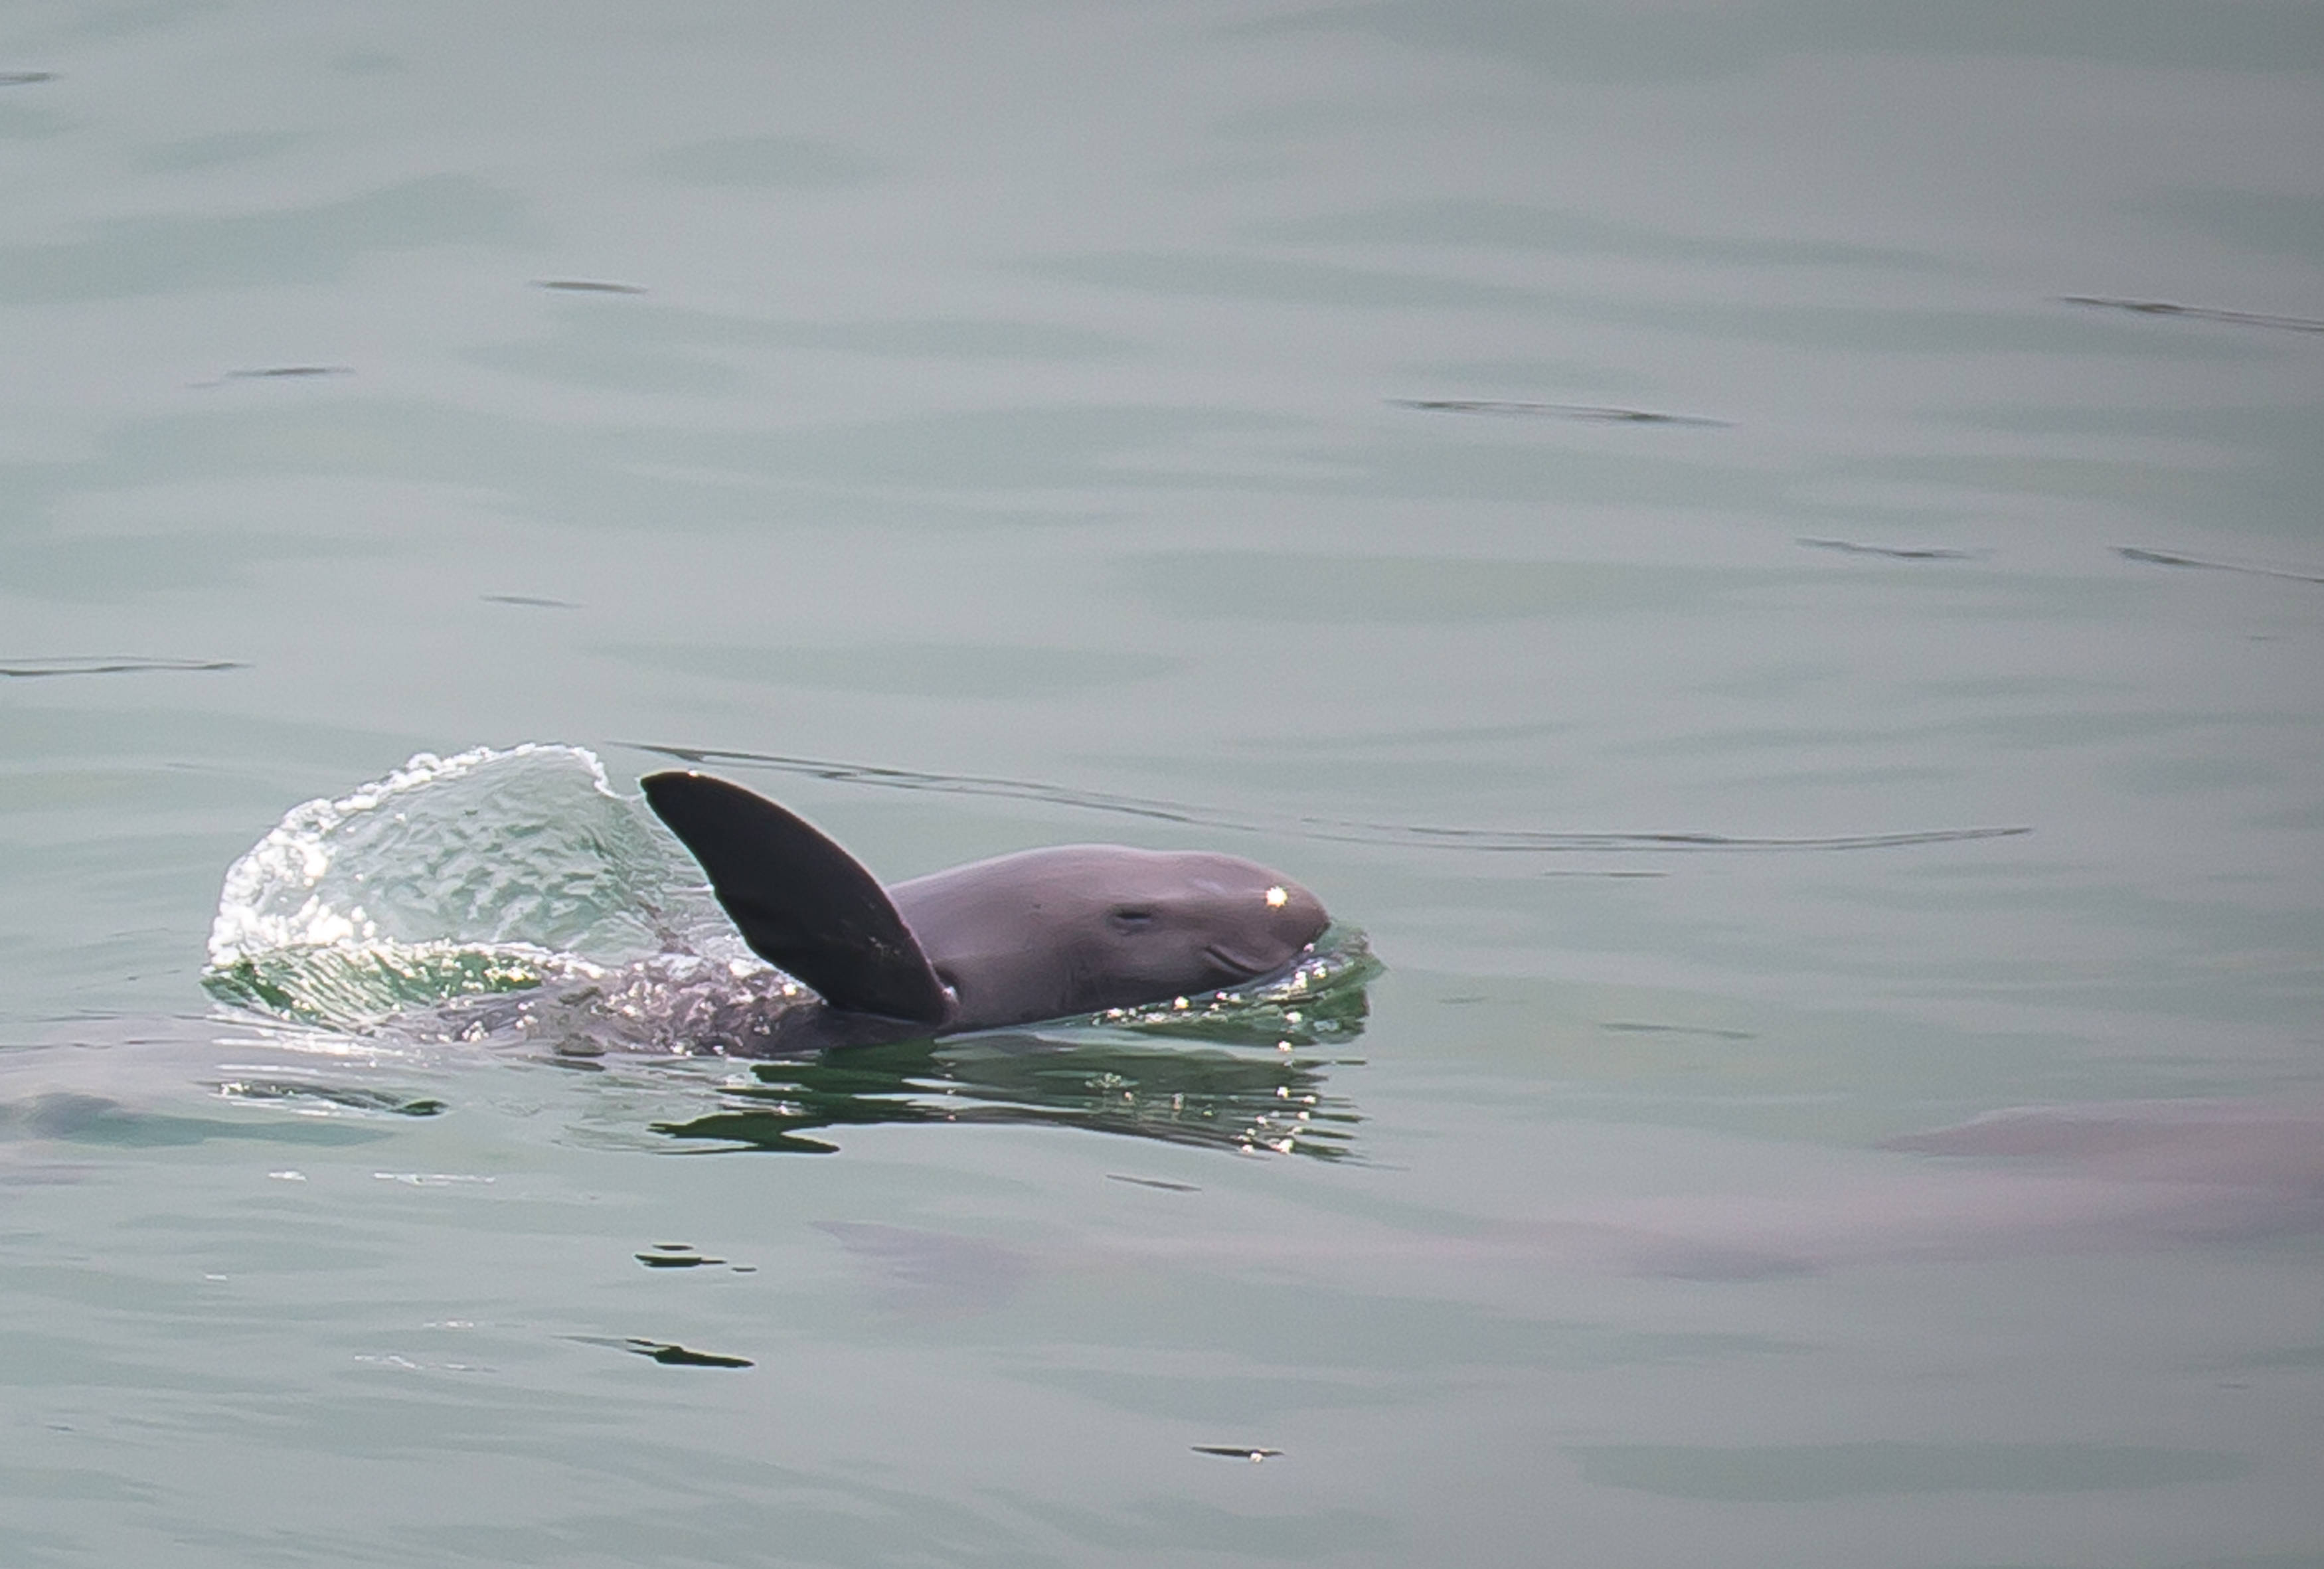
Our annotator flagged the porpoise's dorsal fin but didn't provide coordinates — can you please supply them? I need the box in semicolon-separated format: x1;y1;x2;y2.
640;771;953;1027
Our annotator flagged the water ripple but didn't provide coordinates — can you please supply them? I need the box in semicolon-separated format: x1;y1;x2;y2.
0;655;244;678
2116;546;2324;586
2062;295;2324;335
1390;398;1729;428
633;744;2031;854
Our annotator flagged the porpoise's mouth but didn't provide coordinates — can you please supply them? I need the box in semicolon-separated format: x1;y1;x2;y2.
1202;943;1296;984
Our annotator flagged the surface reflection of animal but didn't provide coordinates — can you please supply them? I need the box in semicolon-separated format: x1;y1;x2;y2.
640;772;1332;1052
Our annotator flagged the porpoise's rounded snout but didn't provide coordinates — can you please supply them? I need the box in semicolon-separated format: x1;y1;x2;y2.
1260;874;1330;955
1177;855;1331;983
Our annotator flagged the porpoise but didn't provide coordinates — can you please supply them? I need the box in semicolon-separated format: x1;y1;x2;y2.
639;771;1332;1052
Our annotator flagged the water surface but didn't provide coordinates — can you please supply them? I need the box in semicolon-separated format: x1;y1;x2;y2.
3;3;2320;1565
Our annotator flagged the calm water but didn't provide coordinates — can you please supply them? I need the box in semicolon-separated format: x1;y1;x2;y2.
3;2;2321;1564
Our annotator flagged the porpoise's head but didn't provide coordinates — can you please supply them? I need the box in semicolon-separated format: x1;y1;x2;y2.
1077;848;1331;998
888;845;1331;1031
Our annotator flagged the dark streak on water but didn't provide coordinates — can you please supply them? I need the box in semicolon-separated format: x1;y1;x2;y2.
625;1339;752;1368
1192;1445;1283;1461
0;71;54;86
1106;1173;1201;1192
1799;538;1982;562
535;280;647;295
1601;1021;1758;1042
1390;398;1730;428
633;743;2031;854
2061;296;2324;335
224;365;354;379
480;594;581;609
2116;546;2324;586
0;657;246;679
568;1334;754;1368
635;1246;727;1268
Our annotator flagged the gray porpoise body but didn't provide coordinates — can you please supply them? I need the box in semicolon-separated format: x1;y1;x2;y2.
637;770;1331;1050
889;845;1330;1032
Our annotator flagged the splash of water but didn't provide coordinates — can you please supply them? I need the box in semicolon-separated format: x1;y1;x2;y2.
205;744;739;1026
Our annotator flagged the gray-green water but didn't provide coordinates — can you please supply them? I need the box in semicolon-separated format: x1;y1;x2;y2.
3;3;2321;1564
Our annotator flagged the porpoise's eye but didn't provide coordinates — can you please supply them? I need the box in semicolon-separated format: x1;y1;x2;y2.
1108;906;1157;932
